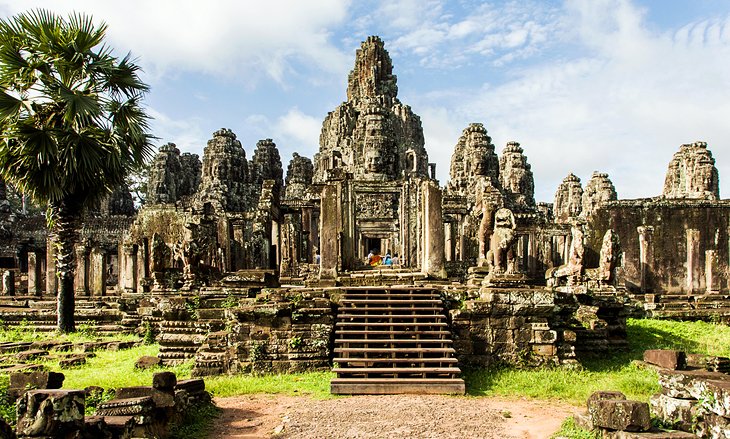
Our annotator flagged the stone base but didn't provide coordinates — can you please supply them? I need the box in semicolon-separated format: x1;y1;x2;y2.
482;272;529;288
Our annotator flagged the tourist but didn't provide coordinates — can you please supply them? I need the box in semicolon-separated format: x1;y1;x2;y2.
315;250;320;265
392;253;400;266
384;252;392;266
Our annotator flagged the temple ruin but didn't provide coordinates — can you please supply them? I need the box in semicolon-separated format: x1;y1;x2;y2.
1;36;729;394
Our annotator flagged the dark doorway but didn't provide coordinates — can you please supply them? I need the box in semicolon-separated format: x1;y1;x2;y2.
366;238;381;255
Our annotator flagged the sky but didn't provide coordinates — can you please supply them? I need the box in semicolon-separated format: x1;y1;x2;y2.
1;0;729;202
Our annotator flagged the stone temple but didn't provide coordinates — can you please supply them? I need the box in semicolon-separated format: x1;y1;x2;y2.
1;36;729;394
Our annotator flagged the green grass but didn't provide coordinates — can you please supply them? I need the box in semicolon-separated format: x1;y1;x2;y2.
205;371;335;399
551;416;599;439
0;324;140;344
464;318;730;405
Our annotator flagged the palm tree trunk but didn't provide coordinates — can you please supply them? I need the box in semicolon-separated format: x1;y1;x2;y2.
49;198;80;333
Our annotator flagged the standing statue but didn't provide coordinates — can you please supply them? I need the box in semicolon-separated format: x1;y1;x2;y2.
485;208;517;274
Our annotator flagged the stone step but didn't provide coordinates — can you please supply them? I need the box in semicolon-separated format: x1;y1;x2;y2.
333;357;458;364
336;330;450;336
338;307;443;314
332;367;461;375
334;347;456;354
330;378;465;395
335;339;452;345
336;322;448;328
342;299;442;305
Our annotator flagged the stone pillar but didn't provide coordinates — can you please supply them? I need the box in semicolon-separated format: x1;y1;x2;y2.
271;219;281;270
2;270;14;295
302;207;313;262
27;252;41;295
686;229;700;293
421;180;446;279
444;222;453;262
89;248;106;296
527;232;537;276
122;244;137;293
637;226;654;293
705;249;720;293
74;245;89;296
319;184;340;279
46;239;57;296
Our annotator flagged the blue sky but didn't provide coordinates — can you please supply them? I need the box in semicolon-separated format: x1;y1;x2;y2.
2;0;729;202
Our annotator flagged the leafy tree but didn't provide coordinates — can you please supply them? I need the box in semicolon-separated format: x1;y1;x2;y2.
0;10;153;332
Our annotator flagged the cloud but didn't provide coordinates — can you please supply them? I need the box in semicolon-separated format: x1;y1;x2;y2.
416;0;730;201
146;108;206;157
0;0;352;84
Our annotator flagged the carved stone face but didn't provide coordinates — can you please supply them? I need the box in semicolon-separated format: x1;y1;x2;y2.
471;147;488;176
365;144;384;173
494;208;516;230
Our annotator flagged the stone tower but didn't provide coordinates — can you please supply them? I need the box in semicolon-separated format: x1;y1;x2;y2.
582;172;617;217
553;173;583;224
196;128;249;212
284;153;314;200
447;123;501;204
250;139;284;189
663;141;720;200
499;141;535;209
313;36;429;183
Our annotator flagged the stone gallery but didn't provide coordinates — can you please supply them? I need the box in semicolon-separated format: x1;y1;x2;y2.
0;36;729;396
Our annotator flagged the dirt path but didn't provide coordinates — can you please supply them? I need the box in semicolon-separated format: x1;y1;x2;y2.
210;394;580;439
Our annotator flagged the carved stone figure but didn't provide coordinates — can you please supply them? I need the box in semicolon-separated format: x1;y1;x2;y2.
196;129;250;212
250;139;284;188
546;221;585;286
485;208;517;274
582;172;617;218
553;173;583;224
663;141;719;200
475;178;503;265
447;123;500;204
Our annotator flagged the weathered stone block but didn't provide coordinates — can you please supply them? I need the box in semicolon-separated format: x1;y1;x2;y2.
649;393;696;431
16;389;85;437
644;350;686;370
587;391;626;409
588;399;651;432
531;344;556;357
658;369;730;400
697;413;730;439
9;371;64;400
152;372;177;392
135;356;161;369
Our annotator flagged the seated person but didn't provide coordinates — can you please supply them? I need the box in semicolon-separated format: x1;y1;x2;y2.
368;250;382;266
384;252;393;266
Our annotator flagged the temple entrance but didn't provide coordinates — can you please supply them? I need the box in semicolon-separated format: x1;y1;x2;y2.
365;237;381;256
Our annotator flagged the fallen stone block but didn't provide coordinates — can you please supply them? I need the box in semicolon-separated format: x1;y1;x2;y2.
83;416;112;439
59;355;87;369
700;379;730;418
658;369;730;399
696;413;730;439
686;353;730;373
9;371;64;400
135;355;161;369
16;389;85;438
587;390;626;409
588;399;651;432
643;350;686;370
608;430;697;438
96;395;154;418
100;415;135;438
152;371;177;392
15;349;48;361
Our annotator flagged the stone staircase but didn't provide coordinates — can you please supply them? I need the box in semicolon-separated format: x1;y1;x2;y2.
330;286;465;395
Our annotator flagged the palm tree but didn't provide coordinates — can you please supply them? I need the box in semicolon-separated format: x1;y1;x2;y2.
0;10;153;333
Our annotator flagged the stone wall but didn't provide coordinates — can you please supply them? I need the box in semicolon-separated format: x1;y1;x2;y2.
586;199;730;294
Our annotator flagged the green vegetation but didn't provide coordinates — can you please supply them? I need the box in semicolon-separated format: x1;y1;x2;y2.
169;402;221;439
205;371;335;399
552;416;599;439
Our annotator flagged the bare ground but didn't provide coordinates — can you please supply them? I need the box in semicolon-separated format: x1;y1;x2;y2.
210;394;581;439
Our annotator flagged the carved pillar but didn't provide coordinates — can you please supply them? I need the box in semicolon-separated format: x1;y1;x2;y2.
46;239;57;296
527;232;537;276
2;270;14;295
122;244;137;293
705;249;720;293
444;222;453;262
27;252;41;295
90;248;107;296
271;219;280;270
319;184;339;279
74;245;89;296
302;207;313;262
637;226;654;293
686;229;700;293
421;180;446;279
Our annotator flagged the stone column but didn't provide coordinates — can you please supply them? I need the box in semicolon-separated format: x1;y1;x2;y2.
46;239;57;296
271;219;281;270
302;207;313;262
444;222;453;262
27;252;41;295
705;249;720;293
122;244;137;293
90;248;106;296
686;229;700;293
637;226;654;293
74;245;89;296
319;184;340;279
527;232;537;276
2;270;14;295
421;180;446;279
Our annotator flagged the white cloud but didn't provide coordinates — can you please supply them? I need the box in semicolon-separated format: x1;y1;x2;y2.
146;108;206;158
0;0;352;84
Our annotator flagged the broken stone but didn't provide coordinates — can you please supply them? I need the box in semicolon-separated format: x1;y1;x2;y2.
152;371;177;393
135;356;161;369
588;398;651;432
16;389;85;437
9;371;64;400
643;350;686;370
